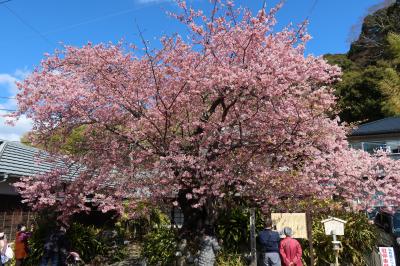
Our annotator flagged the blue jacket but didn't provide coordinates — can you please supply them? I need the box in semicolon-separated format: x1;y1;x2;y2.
257;229;280;253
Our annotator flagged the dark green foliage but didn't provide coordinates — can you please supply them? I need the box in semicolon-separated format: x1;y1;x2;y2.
142;226;178;265
324;54;357;72
216;207;263;253
324;2;400;123
216;251;246;266
142;209;178;265
348;3;400;66
66;223;106;262
25;217;128;265
25;219;55;265
301;211;376;265
335;64;386;123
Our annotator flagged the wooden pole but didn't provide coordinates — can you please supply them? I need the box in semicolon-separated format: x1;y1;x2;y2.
2;212;5;231
249;208;257;266
10;211;15;240
306;210;315;266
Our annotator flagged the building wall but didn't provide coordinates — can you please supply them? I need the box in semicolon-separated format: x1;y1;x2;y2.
348;133;400;159
0;194;33;240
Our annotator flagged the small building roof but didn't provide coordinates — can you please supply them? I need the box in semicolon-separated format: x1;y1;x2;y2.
351;117;400;136
0;139;77;179
321;217;347;224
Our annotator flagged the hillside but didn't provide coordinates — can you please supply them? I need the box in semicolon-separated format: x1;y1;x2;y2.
325;2;400;123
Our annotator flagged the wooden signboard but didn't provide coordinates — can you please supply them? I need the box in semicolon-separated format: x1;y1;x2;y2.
271;213;308;239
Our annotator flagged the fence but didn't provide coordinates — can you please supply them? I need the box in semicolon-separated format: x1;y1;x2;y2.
0;210;34;240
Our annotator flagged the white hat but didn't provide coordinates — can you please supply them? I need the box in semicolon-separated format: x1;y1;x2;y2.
0;232;4;238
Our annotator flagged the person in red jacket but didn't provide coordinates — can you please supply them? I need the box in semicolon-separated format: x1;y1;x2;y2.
15;224;32;266
279;227;303;266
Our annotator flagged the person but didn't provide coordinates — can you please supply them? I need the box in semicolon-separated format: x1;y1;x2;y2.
279;227;303;266
257;218;281;266
197;226;221;266
0;232;7;266
15;224;31;266
40;226;69;266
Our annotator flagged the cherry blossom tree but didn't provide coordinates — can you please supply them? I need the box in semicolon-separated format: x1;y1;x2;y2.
10;1;400;228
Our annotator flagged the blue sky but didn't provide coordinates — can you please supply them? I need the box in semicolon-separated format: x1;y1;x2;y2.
0;0;385;140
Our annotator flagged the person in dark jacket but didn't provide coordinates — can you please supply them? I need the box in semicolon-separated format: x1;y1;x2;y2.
40;226;69;266
257;218;281;266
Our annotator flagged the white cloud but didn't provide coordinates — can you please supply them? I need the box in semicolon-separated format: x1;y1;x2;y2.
0;112;32;141
0;70;32;141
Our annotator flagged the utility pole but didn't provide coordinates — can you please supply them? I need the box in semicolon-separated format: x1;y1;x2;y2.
306;210;315;265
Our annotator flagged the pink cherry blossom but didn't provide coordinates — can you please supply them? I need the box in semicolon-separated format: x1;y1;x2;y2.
10;1;400;226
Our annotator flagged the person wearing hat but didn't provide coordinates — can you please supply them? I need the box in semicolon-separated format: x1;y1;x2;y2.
279;227;302;266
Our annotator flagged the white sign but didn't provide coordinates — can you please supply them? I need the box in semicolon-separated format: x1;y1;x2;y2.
379;247;396;266
321;217;346;236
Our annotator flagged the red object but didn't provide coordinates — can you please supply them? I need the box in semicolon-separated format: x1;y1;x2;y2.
279;237;303;266
14;231;30;260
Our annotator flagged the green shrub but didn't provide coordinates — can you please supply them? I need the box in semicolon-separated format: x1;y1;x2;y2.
25;216;129;265
25;215;57;265
216;251;246;266
301;211;377;265
216;207;264;253
142;209;178;265
66;222;106;262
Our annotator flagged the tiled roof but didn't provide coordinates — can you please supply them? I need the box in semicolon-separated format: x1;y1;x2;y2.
0;140;77;179
351;117;400;136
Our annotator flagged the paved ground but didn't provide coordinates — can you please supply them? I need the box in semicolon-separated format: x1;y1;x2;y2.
108;242;146;266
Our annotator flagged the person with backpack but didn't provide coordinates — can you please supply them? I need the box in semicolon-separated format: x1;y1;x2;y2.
279;227;302;266
257;218;281;266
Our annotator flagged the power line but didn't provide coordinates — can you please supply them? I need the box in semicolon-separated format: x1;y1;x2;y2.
40;7;145;36
0;96;15;99
31;2;168;37
2;2;54;46
306;0;319;20
0;0;12;4
0;108;16;112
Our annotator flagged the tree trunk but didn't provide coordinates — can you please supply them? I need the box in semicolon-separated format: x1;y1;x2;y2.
177;190;218;237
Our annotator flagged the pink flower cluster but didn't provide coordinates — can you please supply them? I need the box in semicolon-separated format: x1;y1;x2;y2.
10;1;400;221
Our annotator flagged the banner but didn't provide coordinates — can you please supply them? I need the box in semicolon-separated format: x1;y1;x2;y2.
379;247;396;266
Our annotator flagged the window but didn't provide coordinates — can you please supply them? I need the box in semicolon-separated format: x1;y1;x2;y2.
171;207;184;228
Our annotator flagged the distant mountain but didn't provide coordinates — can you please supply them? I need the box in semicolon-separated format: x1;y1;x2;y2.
348;2;400;66
324;2;400;124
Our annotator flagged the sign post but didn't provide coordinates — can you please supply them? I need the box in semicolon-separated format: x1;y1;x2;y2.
379;247;396;266
306;211;315;266
321;217;346;266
